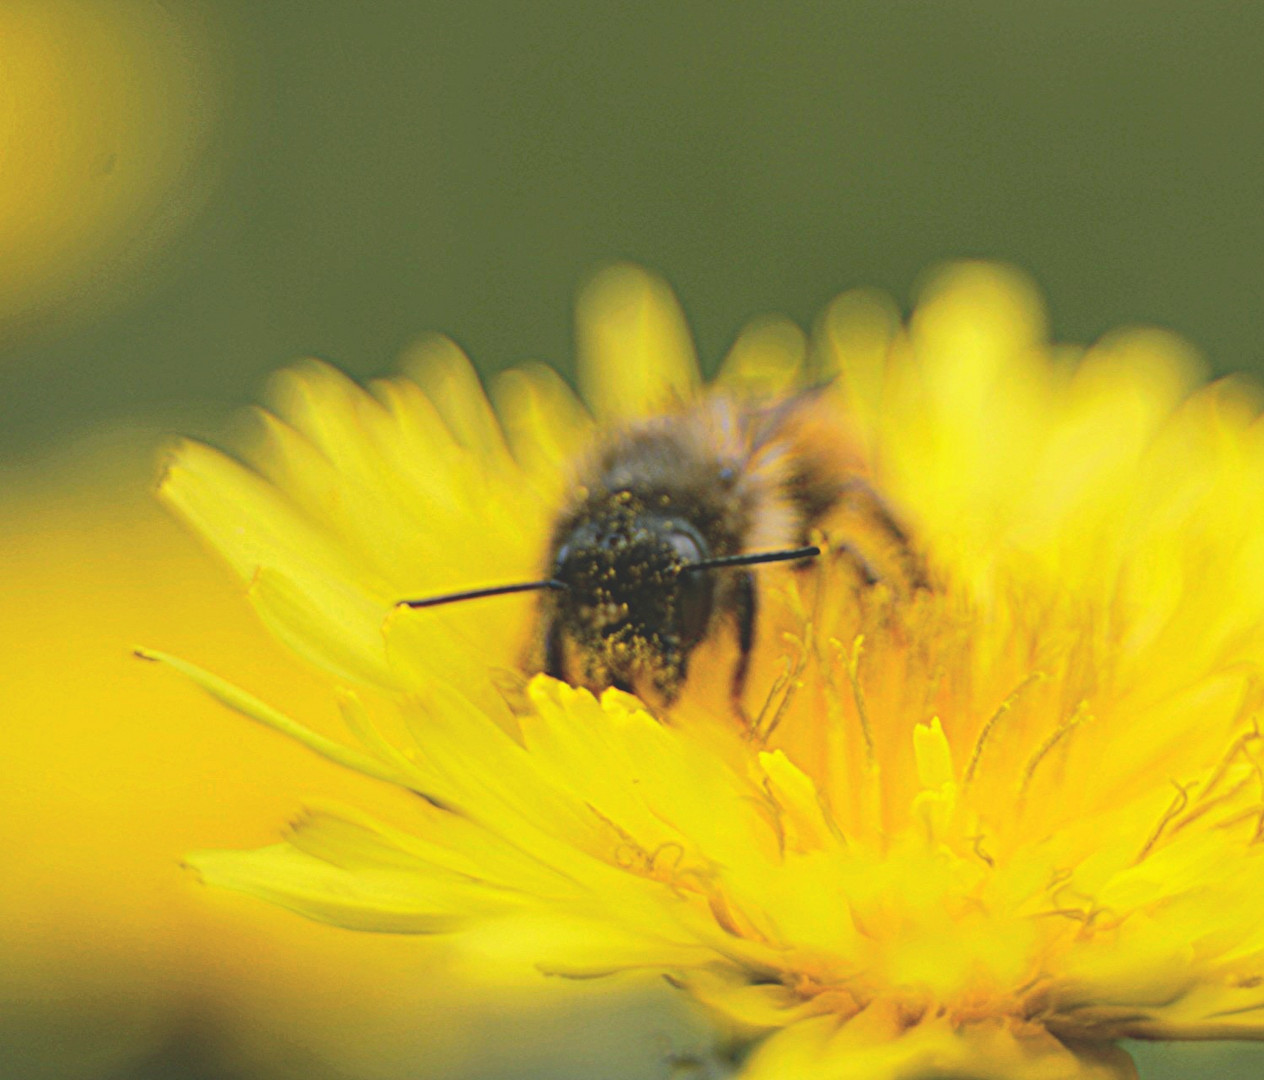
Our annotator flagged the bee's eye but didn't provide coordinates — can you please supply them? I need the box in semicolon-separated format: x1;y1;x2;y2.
668;530;713;645
666;532;704;566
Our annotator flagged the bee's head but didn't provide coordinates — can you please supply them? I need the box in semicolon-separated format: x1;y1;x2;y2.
395;492;816;705
551;507;715;683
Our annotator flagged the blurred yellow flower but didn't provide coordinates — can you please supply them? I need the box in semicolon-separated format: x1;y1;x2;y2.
0;0;216;339
149;264;1264;1079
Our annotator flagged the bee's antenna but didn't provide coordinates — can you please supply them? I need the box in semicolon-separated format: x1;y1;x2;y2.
398;579;567;610
683;545;821;573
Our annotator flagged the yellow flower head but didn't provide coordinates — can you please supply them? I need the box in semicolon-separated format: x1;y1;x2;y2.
148;263;1264;1079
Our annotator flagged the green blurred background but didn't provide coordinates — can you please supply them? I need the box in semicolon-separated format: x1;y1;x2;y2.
5;1;1264;458
5;2;1264;1078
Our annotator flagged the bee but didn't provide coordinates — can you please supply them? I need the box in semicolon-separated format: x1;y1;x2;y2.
401;389;920;710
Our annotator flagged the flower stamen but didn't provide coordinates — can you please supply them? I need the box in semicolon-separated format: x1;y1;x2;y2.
962;671;1046;789
1018;700;1091;803
843;634;875;762
757;630;810;741
1133;778;1194;864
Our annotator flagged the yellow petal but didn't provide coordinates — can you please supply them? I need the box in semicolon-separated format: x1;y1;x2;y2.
492;361;593;492
187;836;514;934
400;335;513;468
716;316;806;397
135;649;405;787
913;717;955;790
248;566;400;689
159;438;379;593
576;262;699;420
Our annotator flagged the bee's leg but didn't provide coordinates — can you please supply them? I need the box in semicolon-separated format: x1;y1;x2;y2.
544;618;567;680
730;570;756;717
833;540;881;586
796;525;881;587
837;477;928;588
838;476;912;542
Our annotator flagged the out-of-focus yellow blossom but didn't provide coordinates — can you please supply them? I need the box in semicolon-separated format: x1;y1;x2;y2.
151;264;1264;1079
2;442;643;1080
0;0;216;338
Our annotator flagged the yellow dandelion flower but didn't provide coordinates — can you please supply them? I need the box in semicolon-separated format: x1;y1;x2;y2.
148;263;1264;1079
